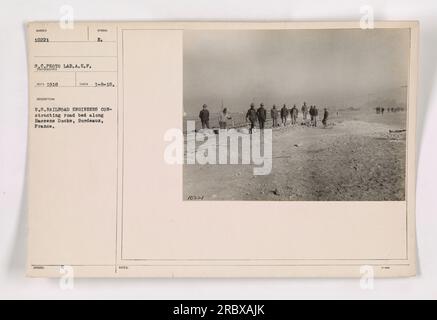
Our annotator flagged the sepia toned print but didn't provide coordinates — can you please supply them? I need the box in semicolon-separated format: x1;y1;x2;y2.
183;29;410;201
26;21;417;278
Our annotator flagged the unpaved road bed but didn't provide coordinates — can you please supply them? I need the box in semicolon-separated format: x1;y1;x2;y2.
183;117;406;201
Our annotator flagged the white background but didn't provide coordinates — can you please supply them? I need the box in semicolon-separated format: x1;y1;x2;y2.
0;0;436;299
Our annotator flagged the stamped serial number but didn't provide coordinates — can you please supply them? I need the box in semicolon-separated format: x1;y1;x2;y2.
187;195;204;201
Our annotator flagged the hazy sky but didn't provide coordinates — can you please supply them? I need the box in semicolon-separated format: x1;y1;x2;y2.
183;28;410;115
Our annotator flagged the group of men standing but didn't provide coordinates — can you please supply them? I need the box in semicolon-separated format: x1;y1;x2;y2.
300;102;322;126
308;105;319;127
271;104;300;127
198;102;329;134
244;102;327;133
246;103;266;133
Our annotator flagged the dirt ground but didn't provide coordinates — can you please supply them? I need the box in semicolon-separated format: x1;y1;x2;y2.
183;110;406;201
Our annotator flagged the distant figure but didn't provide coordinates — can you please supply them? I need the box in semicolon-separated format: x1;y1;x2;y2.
381;107;385;115
219;107;232;129
376;107;380;114
313;106;319;127
280;104;288;126
310;106;319;127
271;105;279;128
301;102;308;121
246;103;258;134
257;103;267;130
309;106;314;125
322;108;329;127
291;104;298;125
199;104;210;129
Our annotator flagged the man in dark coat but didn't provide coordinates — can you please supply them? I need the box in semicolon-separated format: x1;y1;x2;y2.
322;108;329;127
246;103;258;134
313;106;319;127
280;104;288;126
309;106;314;124
271;105;279;128
199;104;210;129
257;103;267;130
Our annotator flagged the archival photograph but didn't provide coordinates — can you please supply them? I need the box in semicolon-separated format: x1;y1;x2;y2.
183;28;410;201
